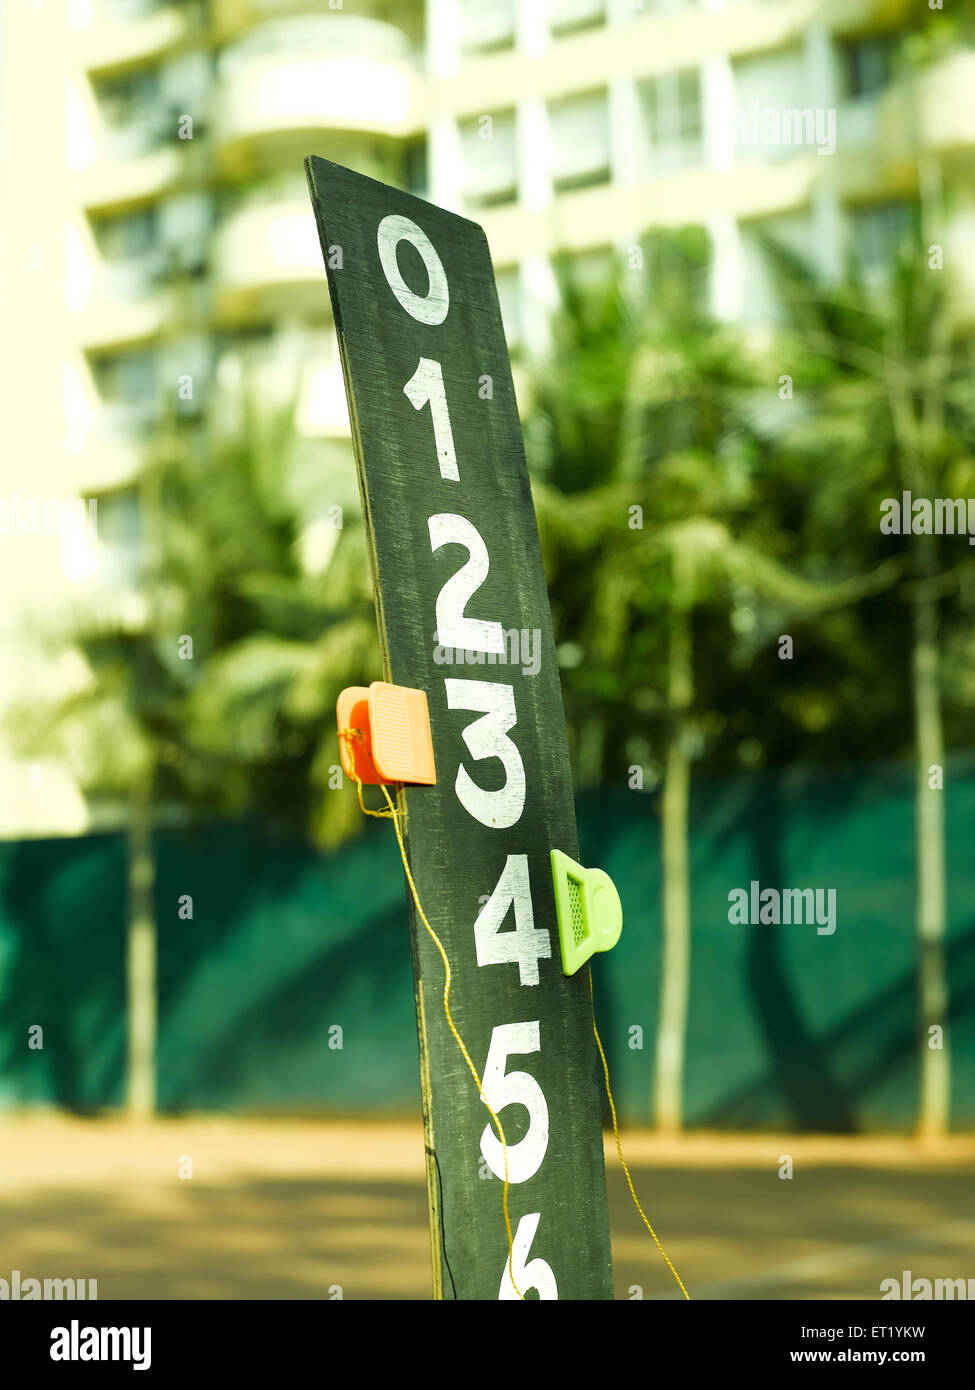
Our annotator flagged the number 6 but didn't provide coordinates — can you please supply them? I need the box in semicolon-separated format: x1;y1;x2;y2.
498;1212;557;1300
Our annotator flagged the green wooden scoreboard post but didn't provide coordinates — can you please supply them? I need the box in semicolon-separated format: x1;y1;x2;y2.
306;156;614;1300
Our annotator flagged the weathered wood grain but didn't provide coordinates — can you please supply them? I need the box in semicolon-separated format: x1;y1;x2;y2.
306;156;613;1300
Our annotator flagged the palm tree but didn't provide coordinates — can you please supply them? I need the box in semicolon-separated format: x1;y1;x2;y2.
6;394;377;1115
527;237;900;1131
767;236;975;1141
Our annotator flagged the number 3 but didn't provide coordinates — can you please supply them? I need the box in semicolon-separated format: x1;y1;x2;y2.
445;679;525;828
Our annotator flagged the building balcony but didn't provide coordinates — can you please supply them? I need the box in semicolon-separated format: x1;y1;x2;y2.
76;292;170;354
75;270;208;353
76;139;195;214
847;52;975;191
211;198;329;323
917;50;975;155
69;403;148;492
73;0;200;75
212;0;413;41
213;15;424;174
478;156;827;267
73;84;213;213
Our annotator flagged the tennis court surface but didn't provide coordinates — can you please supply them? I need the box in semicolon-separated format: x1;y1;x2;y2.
1;1117;972;1300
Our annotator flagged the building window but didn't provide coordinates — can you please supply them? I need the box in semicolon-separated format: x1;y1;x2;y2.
563;245;615;290
549;88;610;193
92;349;161;426
641;67;703;173
93;486;143;592
458;0;515;55
848;200;914;280
731;43;809;163
92;207;168;298
163;335;212;418
93;206;158;261
158;192;211;277
459;109;517;209
550;0;605;37
842;35;896;100
95;66;167;157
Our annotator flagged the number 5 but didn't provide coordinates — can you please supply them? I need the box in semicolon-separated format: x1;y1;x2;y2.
479;1021;548;1183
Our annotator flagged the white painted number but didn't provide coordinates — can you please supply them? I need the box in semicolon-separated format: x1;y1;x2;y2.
377;214;449;325
475;855;551;986
445;679;525;828
498;1212;558;1300
378;206;559;1298
405;357;458;481
479;1021;549;1183
429;515;504;655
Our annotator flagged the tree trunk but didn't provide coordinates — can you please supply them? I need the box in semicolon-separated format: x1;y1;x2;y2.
126;776;157;1119
911;57;950;1146
913;568;949;1142
654;553;692;1133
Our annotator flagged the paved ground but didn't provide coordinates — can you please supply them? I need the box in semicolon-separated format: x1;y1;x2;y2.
1;1116;973;1300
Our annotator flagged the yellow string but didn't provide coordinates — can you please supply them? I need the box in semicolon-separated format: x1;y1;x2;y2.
338;728;524;1300
588;966;691;1299
339;726;689;1301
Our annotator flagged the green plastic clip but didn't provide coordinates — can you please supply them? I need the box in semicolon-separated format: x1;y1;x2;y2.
550;849;623;976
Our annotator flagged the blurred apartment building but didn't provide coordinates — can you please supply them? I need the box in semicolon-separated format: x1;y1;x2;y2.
1;0;973;833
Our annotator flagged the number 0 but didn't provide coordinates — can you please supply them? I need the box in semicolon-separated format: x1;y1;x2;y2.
377;214;449;325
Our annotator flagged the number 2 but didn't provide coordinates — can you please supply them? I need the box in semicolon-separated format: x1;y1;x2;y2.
429;514;504;655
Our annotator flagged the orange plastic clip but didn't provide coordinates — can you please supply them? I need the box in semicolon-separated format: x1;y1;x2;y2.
336;682;436;786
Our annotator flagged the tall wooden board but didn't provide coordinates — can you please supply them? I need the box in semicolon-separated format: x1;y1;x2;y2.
306;156;613;1300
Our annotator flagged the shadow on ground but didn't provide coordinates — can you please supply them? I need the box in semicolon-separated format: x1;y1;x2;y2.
1;1121;973;1300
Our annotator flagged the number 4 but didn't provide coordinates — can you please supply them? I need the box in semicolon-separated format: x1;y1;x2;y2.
475;855;551;986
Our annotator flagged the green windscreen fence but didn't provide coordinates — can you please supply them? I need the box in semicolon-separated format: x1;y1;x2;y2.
1;758;973;1128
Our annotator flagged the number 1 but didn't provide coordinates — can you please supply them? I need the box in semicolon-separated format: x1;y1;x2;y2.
404;357;457;481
